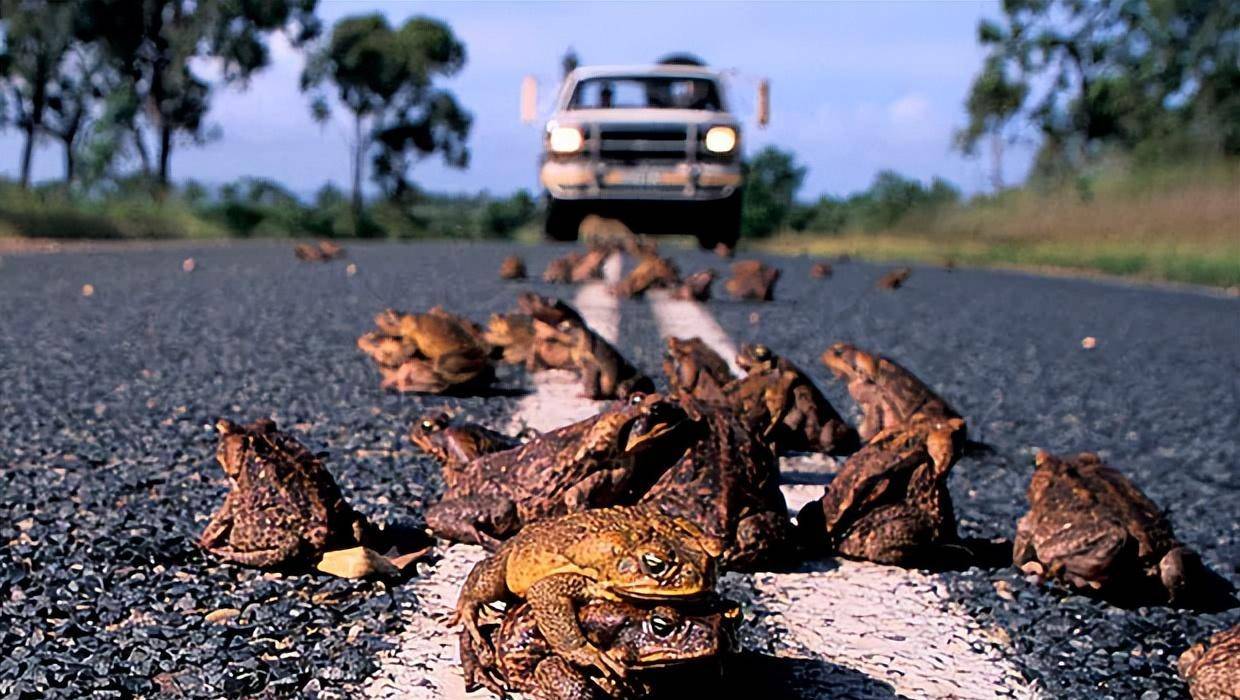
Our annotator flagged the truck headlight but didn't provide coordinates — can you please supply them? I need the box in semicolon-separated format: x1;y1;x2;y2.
704;126;737;153
548;126;585;154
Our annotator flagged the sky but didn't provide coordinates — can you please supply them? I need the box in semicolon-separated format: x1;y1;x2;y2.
0;1;1037;199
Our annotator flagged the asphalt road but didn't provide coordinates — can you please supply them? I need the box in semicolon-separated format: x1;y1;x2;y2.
0;240;1236;698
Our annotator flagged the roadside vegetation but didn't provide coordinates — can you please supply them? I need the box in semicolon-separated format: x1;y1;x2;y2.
0;1;1235;286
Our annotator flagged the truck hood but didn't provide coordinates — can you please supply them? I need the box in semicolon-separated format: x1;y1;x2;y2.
552;109;738;127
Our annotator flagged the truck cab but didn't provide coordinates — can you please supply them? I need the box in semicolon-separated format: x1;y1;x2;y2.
534;62;761;249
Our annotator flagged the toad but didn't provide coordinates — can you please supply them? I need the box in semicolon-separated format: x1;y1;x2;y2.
199;419;375;568
662;336;736;406
723;260;779;301
361;308;493;393
426;394;693;548
571;247;612;283
1179;623;1240;700
454;504;722;680
810;262;833;279
877;267;911;289
795;421;963;566
483;312;540;370
520;292;586;371
499;255;528;280
728;343;858;456
821;342;963;442
1013;451;1232;607
464;597;739;698
641;402;792;570
613;254;680;298
555;319;656;399
544;252;581;284
409;412;528;487
672;269;717;301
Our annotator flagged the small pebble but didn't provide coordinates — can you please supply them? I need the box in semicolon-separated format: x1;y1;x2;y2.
81;283;95;297
181;258;196;272
346;263;358;276
1081;336;1097;349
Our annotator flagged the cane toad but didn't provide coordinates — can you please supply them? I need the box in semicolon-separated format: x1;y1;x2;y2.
641;403;792;570
426;394;692;548
1179;623;1240;700
520;293;586;370
409;412;527;486
555;320;655;400
662;337;736;406
499;255;528;280
821;342;963;442
199;419;375;568
796;422;963;566
724;260;779;301
672;269;717;301
1013;451;1231;607
728;344;858;456
571;247;611;283
877;267;911;289
454;504;722;680
362;308;493;393
810;262;833;279
544;252;582;284
614;254;680;298
464;597;739;699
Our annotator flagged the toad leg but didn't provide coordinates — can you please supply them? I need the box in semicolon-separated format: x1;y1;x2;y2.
197;497;236;549
454;550;510;649
533;655;595;700
458;629;506;696
210;530;303;568
527;574;627;678
426;496;520;550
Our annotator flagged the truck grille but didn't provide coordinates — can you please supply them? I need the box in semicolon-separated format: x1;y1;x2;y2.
597;124;688;162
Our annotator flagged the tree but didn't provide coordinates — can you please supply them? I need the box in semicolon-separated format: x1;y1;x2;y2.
955;55;1027;191
561;47;579;77
302;14;471;217
44;43;115;185
77;0;320;190
0;0;77;188
741;146;805;237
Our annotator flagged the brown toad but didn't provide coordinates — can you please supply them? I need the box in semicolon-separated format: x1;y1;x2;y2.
362;308;493;393
555;319;657;399
483;312;539;369
544;252;582;283
464;597;739;699
499;255;528;280
662;336;736;406
520;292;586;371
199;419;375;568
613;254;680;298
727;343;859;456
409;412;528;487
1179;623;1240;700
877;267;911;289
672;268;717;301
454;504;722;680
723;260;780;301
426;394;692;548
796;422;963;566
641;402;793;570
571;247;612;283
821;342;963;442
810;262;833;279
1013;451;1232;607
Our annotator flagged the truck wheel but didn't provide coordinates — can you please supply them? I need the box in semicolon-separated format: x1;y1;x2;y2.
697;192;742;251
545;199;582;242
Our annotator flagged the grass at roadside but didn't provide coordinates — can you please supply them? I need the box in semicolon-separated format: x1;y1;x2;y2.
754;162;1240;288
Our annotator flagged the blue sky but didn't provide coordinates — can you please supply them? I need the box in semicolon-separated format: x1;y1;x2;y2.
0;1;1035;199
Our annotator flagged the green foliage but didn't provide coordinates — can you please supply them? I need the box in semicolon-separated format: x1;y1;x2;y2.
482;190;537;237
301;13;471;207
740;146;805;237
960;0;1240;177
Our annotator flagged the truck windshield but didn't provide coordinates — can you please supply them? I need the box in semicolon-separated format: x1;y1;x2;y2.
568;77;722;111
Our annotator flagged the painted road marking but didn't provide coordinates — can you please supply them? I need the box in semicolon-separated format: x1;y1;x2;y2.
644;289;1040;699
365;258;624;699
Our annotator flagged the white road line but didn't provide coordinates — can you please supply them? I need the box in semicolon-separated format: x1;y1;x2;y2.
644;290;1040;700
365;256;625;699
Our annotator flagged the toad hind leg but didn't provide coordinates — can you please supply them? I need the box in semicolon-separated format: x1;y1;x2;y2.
527;573;626;679
210;531;303;568
454;549;511;650
533;655;595;700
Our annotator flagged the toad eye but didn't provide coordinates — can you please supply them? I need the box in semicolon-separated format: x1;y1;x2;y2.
753;345;771;359
557;320;575;333
420;420;437;431
630;393;646;405
649;614;677;638
640;552;668;576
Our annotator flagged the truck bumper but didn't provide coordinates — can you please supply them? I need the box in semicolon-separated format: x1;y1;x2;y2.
540;160;742;201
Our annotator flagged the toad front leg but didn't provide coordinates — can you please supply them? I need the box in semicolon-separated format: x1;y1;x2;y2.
526;573;627;678
454;549;511;650
426;496;521;549
533;655;596;700
210;530;304;568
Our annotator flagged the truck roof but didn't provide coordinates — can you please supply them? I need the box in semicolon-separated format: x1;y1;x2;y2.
567;64;721;81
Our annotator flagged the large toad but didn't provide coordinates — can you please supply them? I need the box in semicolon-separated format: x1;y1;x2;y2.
796;421;963;566
1013;451;1232;607
199;419;374;568
426;394;692;548
640;402;792;570
723;260;779;301
727;343;858;456
1179;623;1240;700
409;412;528;486
358;307;493;393
463;597;739;698
662;336;736;406
821;342;963;441
454;505;722;681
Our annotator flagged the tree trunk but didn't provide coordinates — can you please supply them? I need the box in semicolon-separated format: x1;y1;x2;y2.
133;128;152;176
989;133;1004;192
19;125;36;189
158;123;173;192
351;112;365;220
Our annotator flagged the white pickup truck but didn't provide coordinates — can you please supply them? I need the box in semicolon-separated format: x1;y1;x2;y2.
526;61;767;249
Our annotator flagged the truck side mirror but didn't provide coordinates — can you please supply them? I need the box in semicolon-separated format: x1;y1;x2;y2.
520;75;538;124
757;79;770;128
